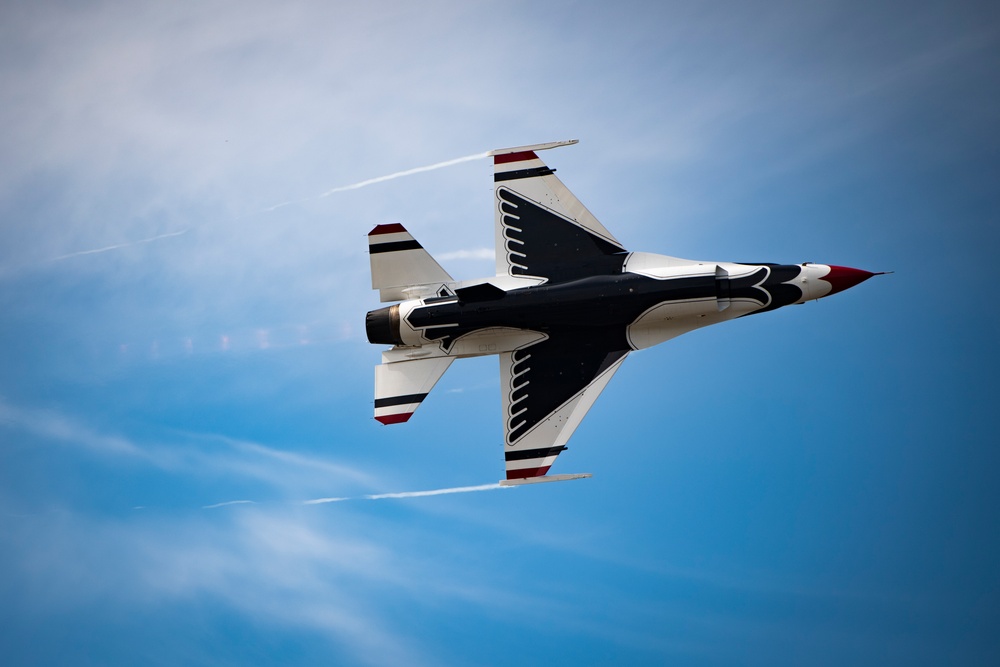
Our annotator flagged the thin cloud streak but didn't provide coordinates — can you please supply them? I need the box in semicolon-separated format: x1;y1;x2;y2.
48;229;189;261
0;397;373;494
203;500;256;509
0;396;145;458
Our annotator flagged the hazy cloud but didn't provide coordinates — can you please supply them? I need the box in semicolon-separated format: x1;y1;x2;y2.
0;397;373;495
437;248;494;261
48;229;189;261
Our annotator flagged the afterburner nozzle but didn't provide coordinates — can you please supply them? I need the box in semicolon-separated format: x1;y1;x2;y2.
365;305;402;346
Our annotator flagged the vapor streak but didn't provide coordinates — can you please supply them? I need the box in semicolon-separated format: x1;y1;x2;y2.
318;151;490;197
305;482;504;505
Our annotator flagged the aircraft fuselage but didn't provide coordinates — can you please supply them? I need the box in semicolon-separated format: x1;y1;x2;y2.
366;255;864;356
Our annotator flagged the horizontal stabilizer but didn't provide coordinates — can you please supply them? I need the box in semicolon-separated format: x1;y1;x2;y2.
499;473;592;487
374;356;454;424
369;223;453;302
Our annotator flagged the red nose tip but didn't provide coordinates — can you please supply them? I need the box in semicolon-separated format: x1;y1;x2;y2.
824;265;876;295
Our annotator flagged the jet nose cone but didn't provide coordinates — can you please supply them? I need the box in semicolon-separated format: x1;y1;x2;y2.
823;265;876;296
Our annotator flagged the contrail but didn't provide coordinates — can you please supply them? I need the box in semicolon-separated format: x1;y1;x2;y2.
258;150;490;214
50;229;189;261
318;151;491;197
183;483;505;512
304;482;505;505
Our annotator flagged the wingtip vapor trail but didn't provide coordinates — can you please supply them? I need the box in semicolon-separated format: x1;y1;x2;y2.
305;482;506;505
318;151;491;197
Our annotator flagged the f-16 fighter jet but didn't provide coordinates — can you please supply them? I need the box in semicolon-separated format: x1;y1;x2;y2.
365;140;880;486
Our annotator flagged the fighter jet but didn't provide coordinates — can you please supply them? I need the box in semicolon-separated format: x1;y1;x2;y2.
365;140;880;486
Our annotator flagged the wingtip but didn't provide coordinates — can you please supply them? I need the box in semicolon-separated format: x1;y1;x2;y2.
499;473;592;487
489;140;578;157
375;413;412;425
369;223;408;236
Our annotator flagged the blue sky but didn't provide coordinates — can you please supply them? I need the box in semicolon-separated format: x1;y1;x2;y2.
1;1;997;665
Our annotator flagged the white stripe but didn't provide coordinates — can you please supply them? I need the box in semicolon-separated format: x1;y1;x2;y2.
374;403;420;418
368;231;415;245
495;157;546;172
505;455;560;471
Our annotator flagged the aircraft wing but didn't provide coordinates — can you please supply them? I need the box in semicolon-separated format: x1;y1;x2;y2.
491;141;627;283
500;329;629;481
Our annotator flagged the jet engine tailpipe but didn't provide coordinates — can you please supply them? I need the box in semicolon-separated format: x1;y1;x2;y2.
366;305;403;346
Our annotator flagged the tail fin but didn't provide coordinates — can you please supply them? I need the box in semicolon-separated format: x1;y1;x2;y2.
369;224;453;302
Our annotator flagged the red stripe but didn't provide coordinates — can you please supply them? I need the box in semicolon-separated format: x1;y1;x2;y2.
375;412;412;425
369;223;407;236
494;151;538;165
506;465;551;480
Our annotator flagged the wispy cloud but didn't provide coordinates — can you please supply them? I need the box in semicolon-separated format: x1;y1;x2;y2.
3;504;439;666
26;149;490;269
437;248;493;261
204;433;373;488
0;397;145;458
0;397;373;494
